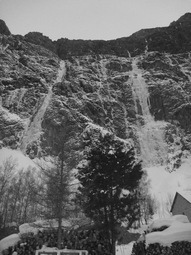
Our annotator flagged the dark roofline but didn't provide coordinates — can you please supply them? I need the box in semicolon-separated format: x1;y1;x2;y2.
170;192;178;212
170;192;191;212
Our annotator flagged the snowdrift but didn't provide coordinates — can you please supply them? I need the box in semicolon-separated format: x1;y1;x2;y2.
0;234;20;253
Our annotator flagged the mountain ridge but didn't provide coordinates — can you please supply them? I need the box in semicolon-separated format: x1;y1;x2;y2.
1;13;191;59
26;12;191;58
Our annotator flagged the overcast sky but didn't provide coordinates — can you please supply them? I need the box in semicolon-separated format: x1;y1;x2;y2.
0;0;191;40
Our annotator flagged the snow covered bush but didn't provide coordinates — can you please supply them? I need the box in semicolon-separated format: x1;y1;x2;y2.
146;243;170;255
171;241;191;255
132;240;191;255
146;241;191;255
131;240;146;255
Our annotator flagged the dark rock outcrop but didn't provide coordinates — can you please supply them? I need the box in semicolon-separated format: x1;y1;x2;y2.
0;19;11;35
24;32;56;53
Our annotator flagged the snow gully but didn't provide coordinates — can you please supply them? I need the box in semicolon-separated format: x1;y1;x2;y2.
20;60;66;154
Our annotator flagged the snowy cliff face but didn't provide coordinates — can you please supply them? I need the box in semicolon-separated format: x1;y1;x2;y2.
1;16;191;218
0;32;190;166
0;34;60;157
1;14;191;171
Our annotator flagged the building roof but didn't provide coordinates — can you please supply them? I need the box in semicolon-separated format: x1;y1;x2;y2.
170;191;191;212
178;191;191;203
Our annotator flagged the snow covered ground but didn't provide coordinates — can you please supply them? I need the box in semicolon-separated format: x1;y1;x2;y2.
146;155;191;218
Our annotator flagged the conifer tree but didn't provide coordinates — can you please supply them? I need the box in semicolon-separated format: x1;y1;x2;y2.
40;111;82;249
77;132;143;255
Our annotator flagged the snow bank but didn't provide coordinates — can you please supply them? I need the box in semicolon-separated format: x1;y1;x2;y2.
0;234;20;253
146;215;191;246
146;222;191;246
147;214;189;232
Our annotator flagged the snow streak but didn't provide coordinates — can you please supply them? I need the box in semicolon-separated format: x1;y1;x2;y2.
20;60;66;153
131;58;151;119
4;88;27;109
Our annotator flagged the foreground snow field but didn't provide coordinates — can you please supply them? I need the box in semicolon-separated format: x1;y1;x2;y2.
146;156;191;218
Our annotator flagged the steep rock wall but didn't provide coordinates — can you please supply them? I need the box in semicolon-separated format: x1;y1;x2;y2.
0;19;191;169
0;34;59;154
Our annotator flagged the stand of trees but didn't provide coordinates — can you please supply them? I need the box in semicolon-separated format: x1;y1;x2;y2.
0;118;156;255
0;111;82;248
76;132;143;255
0;157;41;228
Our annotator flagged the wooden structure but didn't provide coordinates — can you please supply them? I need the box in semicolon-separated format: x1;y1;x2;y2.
170;191;191;222
35;249;88;255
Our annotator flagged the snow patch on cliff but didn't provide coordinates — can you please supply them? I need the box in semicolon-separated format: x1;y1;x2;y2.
0;106;21;122
0;147;36;169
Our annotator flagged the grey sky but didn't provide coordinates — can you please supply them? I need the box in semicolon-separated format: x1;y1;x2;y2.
0;0;191;40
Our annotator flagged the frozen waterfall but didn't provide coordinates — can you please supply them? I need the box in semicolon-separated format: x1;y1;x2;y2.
130;57;168;167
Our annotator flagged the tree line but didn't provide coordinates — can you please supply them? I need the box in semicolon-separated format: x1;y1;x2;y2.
0;159;42;227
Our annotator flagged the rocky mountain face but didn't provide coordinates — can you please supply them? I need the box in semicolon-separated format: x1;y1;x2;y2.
1;13;191;171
